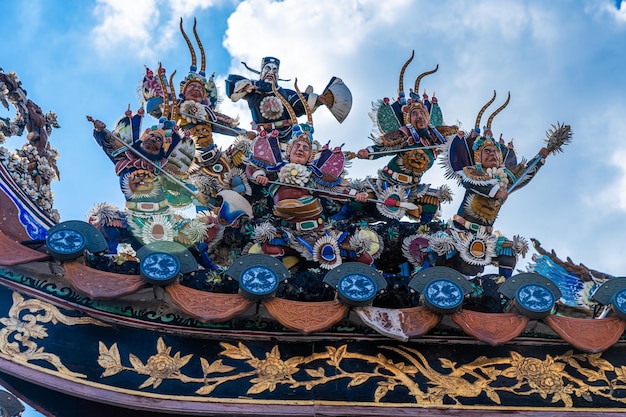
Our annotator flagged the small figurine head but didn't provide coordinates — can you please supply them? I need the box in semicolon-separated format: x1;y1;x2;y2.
402;101;430;129
182;79;207;103
473;138;503;169
138;119;176;159
139;128;165;157
286;124;315;165
260;57;280;83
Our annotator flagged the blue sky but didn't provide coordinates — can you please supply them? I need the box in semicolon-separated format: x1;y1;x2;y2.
1;0;626;414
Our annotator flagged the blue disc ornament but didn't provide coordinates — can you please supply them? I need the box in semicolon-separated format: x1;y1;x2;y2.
46;229;87;260
240;265;280;297
140;252;181;285
423;278;465;314
515;283;556;319
338;273;377;303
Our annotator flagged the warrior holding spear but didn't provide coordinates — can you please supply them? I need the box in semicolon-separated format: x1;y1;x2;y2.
357;51;456;222
435;100;572;279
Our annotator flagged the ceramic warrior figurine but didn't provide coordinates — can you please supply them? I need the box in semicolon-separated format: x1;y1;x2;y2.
225;56;352;144
90;110;232;258
436;96;572;278
357;51;455;223
244;82;381;270
140;19;254;209
152;18;251;150
445;90;517;176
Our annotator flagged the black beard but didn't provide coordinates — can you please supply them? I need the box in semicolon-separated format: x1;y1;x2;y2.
416;127;431;138
133;141;164;160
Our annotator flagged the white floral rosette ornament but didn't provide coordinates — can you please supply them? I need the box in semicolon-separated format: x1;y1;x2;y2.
252;222;278;244
485;167;509;189
128;214;176;244
312;234;342;270
278;163;311;187
259;96;283;120
450;228;497;266
401;233;432;267
180;100;207;123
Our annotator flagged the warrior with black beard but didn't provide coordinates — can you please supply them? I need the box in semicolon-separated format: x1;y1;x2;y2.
357;52;456;222
358;100;445;182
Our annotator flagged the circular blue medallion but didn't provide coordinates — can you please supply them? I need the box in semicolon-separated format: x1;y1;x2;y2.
424;278;464;313
338;273;377;303
613;288;626;318
240;266;279;296
46;229;87;260
516;283;555;317
140;252;181;285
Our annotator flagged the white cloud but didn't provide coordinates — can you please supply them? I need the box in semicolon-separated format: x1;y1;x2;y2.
585;0;626;24
91;0;161;55
220;0;574;159
90;0;229;61
598;148;626;211
223;0;433;69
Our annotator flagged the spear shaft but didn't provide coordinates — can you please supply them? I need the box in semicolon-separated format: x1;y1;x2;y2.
267;180;417;209
87;116;200;198
362;144;445;157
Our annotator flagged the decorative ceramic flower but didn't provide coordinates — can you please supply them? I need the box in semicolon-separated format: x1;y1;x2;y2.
259;96;283;120
178;218;210;245
279;163;310;186
486;167;509;189
137;214;175;244
401;233;432;266
450;228;497;266
349;229;373;255
180;100;207;123
512;234;529;257
312;235;342;270
253;222;278;243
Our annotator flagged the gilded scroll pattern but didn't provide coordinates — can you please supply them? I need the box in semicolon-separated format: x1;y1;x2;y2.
0;291;107;378
98;337;626;406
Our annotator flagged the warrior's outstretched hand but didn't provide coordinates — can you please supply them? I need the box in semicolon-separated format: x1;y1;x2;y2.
87;116;106;132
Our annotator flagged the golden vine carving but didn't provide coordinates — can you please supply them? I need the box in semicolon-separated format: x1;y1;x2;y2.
0;291;107;378
97;337;626;406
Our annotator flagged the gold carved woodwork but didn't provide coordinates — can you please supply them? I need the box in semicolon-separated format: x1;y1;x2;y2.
97;336;626;407
0;291;107;377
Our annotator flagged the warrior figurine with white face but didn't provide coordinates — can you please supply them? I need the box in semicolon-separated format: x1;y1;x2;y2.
226;57;352;143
